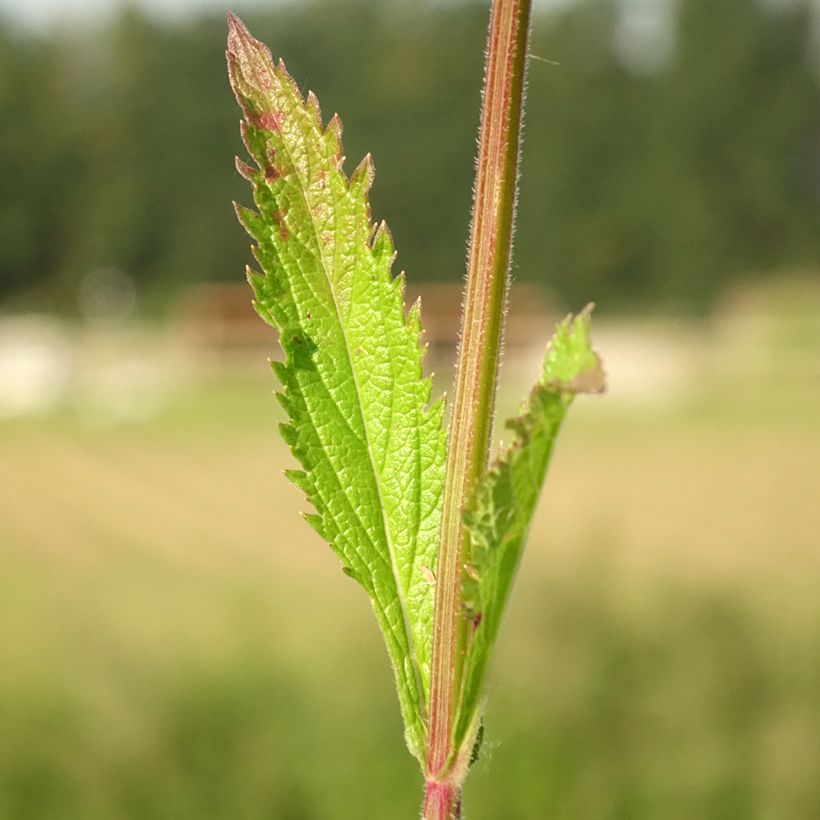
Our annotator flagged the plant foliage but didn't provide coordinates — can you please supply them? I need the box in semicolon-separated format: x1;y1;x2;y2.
228;14;447;762
227;12;603;773
456;309;604;747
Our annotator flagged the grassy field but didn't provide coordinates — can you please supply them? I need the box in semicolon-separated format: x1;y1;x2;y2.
1;368;819;819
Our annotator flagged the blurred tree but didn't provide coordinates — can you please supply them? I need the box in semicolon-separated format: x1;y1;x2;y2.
0;0;817;314
0;22;84;304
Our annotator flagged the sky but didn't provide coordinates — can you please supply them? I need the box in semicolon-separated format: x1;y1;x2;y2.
0;0;269;29
3;0;815;78
2;0;817;32
0;0;580;32
0;0;677;80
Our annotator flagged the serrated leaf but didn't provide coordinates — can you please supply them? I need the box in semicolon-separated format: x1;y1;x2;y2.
227;14;446;762
454;307;604;747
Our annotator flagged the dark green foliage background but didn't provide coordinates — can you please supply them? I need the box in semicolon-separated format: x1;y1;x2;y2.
1;0;818;313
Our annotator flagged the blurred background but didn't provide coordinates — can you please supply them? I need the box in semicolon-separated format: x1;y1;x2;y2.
1;0;819;817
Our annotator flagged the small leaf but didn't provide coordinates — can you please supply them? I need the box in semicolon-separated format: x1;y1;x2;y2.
227;14;446;763
454;307;604;747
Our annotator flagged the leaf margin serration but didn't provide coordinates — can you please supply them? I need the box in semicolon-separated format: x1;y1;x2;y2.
454;306;605;749
226;13;446;763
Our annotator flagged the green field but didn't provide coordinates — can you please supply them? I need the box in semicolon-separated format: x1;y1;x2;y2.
1;372;819;819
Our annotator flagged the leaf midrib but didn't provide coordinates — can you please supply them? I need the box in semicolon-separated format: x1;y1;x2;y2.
270;92;428;726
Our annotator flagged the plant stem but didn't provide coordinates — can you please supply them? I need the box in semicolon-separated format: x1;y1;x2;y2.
423;780;462;820
425;0;533;798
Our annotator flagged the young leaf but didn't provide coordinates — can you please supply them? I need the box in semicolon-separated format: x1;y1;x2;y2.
454;308;605;747
227;14;446;763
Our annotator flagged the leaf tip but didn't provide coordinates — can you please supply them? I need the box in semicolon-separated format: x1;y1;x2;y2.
341;565;363;585
543;305;606;395
227;12;279;122
243;263;255;277
371;219;395;261
235;156;256;181
351;152;375;194
278;422;298;449
285;468;310;492
326;112;342;133
306;89;322;121
226;10;247;45
302;512;326;540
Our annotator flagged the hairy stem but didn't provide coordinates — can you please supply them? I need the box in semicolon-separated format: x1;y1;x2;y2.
423;780;462;820
426;0;533;790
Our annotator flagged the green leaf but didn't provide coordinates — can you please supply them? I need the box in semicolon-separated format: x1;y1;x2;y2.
227;14;446;763
455;307;604;748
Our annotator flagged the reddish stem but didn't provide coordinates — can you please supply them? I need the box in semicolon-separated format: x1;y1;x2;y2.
426;0;533;787
423;780;462;820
